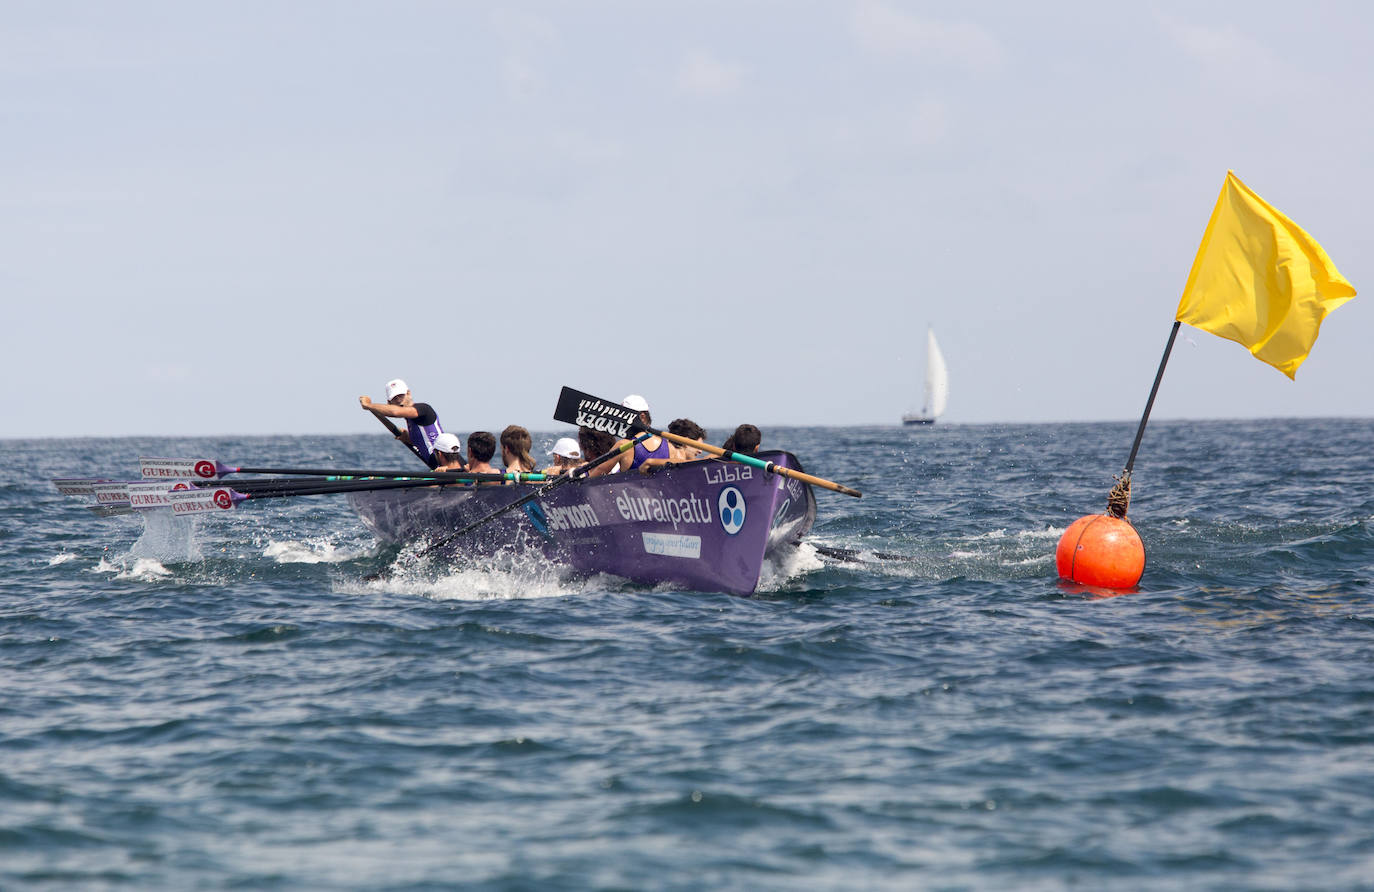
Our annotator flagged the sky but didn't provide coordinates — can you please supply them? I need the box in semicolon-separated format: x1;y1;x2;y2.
3;1;1371;438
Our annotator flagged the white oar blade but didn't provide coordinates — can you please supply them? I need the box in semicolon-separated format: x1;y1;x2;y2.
88;504;135;517
140;457;224;480
127;481;199;509
62;479;198;501
53;478;105;496
92;483;131;506
169;488;240;515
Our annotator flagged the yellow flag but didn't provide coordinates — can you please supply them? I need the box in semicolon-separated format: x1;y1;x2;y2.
1176;171;1355;379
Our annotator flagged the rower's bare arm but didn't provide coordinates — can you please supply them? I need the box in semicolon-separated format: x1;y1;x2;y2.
359;399;419;420
583;460;616;478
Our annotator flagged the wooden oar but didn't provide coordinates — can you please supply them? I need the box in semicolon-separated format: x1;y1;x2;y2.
552;386;862;498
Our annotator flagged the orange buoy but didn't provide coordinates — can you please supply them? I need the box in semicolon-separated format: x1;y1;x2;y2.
1055;514;1145;589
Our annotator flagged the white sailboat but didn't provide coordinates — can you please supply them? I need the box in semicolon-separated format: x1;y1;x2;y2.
902;327;948;425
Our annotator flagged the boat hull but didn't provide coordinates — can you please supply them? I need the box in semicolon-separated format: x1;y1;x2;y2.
347;450;817;595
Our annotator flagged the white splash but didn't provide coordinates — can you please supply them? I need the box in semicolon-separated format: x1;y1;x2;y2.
756;541;825;592
1001;554;1054;568
339;547;591;602
1017;525;1066;541
48;553;77;566
92;557;174;581
262;539;360;564
127;510;202;564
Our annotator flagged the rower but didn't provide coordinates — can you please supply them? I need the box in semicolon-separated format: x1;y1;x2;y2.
359;378;445;468
542;437;582;475
668;419;707;460
577;426;619;476
500;425;538;476
723;424;761;455
465;431;499;476
638;418;707;474
431;432;467;472
607;394;668;475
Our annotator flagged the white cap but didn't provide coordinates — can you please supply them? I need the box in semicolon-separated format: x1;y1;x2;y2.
621;394;649;412
384;378;409;400
432;432;462;454
551;437;581;459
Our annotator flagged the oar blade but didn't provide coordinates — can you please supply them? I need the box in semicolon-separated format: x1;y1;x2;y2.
53;478;107;496
85;480;211;510
139;457;232;480
553;387;643;439
168;488;242;515
92;483;132;506
127;480;201;509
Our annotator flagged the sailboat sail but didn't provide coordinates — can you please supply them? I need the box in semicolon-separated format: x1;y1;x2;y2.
903;328;948;425
923;328;948;418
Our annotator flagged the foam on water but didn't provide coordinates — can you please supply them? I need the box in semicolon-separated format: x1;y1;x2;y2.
756;541;825;592
339;545;592;601
91;556;173;581
262;538;362;564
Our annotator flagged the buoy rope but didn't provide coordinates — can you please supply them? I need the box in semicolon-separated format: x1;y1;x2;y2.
1106;470;1131;519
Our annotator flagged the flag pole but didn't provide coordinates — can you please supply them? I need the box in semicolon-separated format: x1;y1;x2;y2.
1108;320;1182;518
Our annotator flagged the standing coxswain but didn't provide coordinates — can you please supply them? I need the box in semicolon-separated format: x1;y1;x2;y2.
359;378;445;468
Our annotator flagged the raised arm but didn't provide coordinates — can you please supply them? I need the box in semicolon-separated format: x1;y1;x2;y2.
359;395;420;420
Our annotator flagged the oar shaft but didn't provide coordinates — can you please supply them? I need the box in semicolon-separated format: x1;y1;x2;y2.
240;474;546;500
370;410;432;467
656;431;862;498
231;465;547;482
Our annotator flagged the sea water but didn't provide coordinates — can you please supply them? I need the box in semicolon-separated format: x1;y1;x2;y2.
3;420;1373;890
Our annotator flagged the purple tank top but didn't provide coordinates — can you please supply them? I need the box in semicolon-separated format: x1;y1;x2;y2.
630;437;670;469
405;403;444;468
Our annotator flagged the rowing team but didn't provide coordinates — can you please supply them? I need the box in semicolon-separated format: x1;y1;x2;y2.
359;379;760;478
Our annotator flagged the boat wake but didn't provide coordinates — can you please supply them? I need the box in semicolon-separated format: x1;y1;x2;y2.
808;524;1064;581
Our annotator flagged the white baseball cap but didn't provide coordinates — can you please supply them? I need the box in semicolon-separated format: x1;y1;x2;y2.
551;437;581;459
384;378;409;400
432;432;462;454
621;394;649;412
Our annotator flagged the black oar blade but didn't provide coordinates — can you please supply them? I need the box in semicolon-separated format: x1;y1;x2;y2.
553;387;643;439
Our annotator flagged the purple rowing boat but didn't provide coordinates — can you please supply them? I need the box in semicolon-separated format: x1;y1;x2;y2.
347;450;817;595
